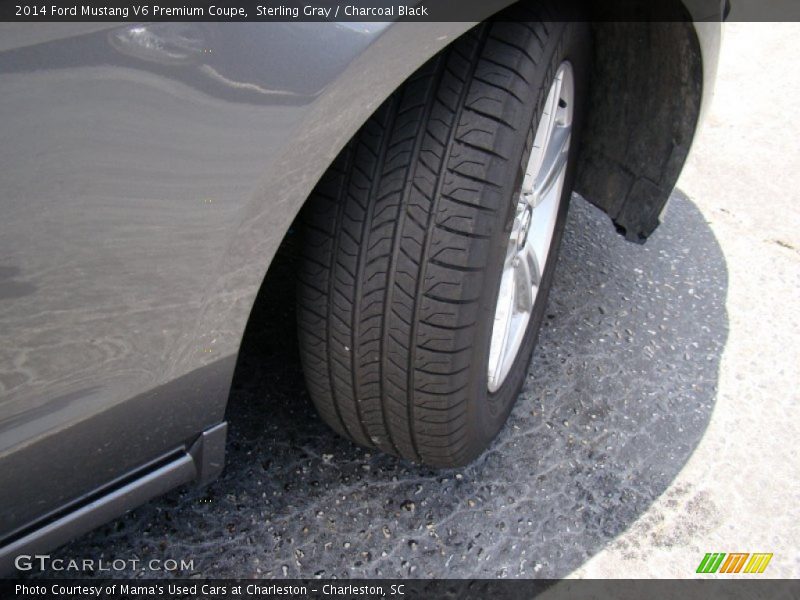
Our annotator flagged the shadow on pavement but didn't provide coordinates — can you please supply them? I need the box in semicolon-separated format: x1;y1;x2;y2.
37;191;729;579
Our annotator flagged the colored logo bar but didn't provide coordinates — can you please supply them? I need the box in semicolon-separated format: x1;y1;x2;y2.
697;553;773;574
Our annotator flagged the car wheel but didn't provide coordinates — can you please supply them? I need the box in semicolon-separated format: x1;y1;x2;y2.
297;12;590;467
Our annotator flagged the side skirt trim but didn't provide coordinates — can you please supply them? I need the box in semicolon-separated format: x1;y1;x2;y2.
0;421;227;576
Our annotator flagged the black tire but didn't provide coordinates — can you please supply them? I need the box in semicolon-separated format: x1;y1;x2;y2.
297;11;590;467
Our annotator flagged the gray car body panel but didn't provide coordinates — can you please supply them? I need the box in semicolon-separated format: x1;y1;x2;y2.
0;7;721;562
0;15;509;545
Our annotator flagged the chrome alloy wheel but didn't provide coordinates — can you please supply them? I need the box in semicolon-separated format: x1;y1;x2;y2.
487;62;575;393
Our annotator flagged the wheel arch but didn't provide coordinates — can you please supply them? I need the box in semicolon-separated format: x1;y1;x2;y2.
272;12;716;262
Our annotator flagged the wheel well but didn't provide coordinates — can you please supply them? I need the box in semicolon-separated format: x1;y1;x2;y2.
291;16;704;245
575;22;703;242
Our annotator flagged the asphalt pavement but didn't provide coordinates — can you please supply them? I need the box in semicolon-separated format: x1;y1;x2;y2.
29;23;800;580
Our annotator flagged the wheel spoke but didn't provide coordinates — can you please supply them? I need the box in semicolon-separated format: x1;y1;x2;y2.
528;157;565;272
521;71;562;201
488;267;516;388
531;123;571;207
505;202;526;267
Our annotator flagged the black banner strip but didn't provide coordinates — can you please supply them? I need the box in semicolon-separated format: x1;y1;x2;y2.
4;579;800;600
2;0;800;22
